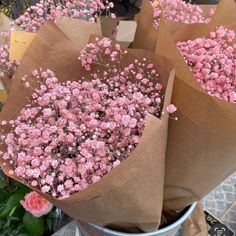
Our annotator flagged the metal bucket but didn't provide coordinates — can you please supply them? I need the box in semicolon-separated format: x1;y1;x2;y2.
76;203;197;236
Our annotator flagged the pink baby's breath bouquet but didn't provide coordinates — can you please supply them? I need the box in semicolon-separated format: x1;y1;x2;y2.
154;8;236;212
133;0;234;52
11;0;114;33
0;0;107;93
177;26;236;102
152;0;215;29
0;22;175;232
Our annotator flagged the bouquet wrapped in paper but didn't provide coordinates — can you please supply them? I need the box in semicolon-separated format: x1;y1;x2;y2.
0;21;175;232
132;0;233;51
0;15;102;118
153;1;236;212
0;0;110;95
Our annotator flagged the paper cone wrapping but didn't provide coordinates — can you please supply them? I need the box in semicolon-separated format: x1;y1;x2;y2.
132;0;221;51
153;5;236;211
100;16;118;38
132;0;158;51
55;16;102;49
0;22;175;232
210;0;236;25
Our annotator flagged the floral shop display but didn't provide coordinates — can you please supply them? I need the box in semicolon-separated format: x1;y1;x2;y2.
0;0;236;234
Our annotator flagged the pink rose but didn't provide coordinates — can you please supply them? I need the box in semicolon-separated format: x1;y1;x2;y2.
20;191;53;217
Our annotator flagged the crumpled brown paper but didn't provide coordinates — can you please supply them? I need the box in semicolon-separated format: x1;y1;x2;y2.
153;6;236;211
0;21;175;232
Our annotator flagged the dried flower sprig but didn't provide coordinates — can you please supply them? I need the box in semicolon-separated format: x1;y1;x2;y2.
79;37;125;71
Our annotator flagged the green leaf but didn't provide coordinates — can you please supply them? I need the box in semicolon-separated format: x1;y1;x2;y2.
0;170;6;189
12;222;29;235
23;212;44;236
46;215;52;232
8;207;17;217
0;189;28;219
0;179;5;189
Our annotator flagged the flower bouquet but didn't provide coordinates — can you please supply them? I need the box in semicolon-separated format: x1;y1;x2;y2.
0;0;110;96
0;11;103;235
153;5;236;212
132;0;232;51
152;0;215;29
0;21;175;232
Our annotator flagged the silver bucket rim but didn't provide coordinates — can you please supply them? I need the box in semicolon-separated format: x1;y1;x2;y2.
85;202;197;236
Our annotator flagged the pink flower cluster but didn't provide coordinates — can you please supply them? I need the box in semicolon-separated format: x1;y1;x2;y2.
152;0;215;29
0;0;115;81
12;0;115;32
1;39;171;199
79;37;125;71
177;26;236;103
0;32;19;79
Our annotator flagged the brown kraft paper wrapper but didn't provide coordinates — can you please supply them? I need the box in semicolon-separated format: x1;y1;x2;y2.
154;11;236;211
132;0;222;52
132;0;158;51
55;16;102;49
210;0;236;25
0;22;175;232
99;16;118;39
182;203;208;236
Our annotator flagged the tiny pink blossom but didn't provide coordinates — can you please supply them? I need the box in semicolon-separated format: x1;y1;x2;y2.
167;104;177;113
110;13;116;19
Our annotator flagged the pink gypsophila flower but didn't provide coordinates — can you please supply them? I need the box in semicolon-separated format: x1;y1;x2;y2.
166;104;177;113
